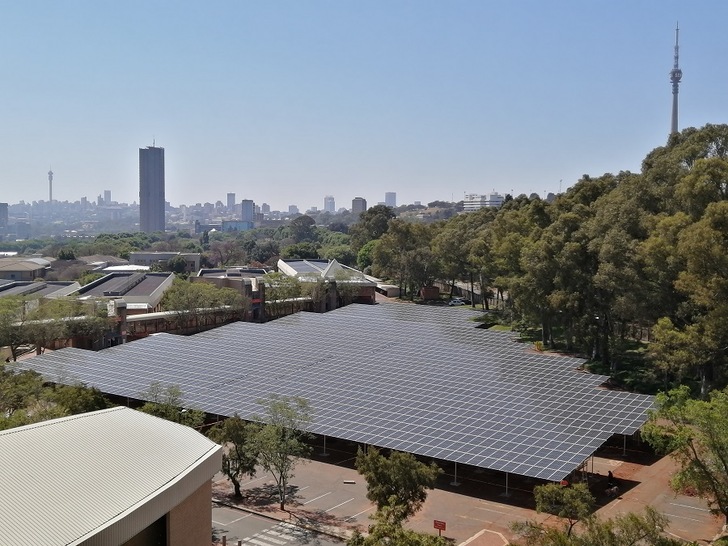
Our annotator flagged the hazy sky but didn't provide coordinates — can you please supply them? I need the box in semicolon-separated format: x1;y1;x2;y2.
1;1;726;212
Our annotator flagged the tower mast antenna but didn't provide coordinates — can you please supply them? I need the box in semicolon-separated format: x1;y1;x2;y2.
669;22;682;135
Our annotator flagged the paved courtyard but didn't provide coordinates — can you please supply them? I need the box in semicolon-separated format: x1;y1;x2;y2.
212;443;724;545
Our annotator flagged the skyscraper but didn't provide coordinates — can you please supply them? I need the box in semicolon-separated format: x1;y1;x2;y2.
139;146;165;233
0;203;8;228
352;197;367;215
241;199;255;223
384;192;396;208
324;195;336;213
227;193;236;210
670;24;682;135
104;190;112;205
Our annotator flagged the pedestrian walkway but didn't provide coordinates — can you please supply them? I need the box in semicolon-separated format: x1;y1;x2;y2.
239;521;311;546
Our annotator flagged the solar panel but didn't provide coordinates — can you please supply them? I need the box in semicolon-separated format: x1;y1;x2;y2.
14;303;654;482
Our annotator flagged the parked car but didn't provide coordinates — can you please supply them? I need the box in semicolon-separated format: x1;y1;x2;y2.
449;298;466;306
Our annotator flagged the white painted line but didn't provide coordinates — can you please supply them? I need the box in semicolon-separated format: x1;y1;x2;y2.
459;529;486;546
246;538;277;546
303;491;332;505
669;502;710;512
664;512;702;522
325;497;355;512
459;529;508;546
347;506;375;520
259;532;287;544
476;506;511;516
212;513;253;525
265;530;292;539
243;475;270;487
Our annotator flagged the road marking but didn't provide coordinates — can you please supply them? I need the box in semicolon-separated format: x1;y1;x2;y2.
347;506;375;520
303;491;332;505
325;497;355;512
265;530;293;540
212;512;253;525
476;506;511;516
259;532;287;544
245;538;276;546
459;529;508;546
669;502;709;512
243;475;270;487
664;512;702;522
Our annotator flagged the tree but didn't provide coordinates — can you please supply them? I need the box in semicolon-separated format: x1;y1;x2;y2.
355;447;442;524
511;506;687;546
642;385;728;524
289;215;317;243
349;205;396;252
253;395;312;510
0;363;46;429
0;297;26;361
49;383;110;414
138;382;205;429
161;279;249;327
533;482;594;536
57;247;76;260
208;414;260;498
261;272;302;319
280;241;320;259
348;503;449;546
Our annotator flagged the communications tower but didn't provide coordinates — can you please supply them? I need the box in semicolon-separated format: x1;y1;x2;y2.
670;24;682;135
48;168;54;203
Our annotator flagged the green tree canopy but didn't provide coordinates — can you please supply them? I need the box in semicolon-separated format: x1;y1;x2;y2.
253;395;312;510
137;382;205;429
349;205;396;252
511;506;688;546
533;482;595;536
642;385;728;524
355;447;442;524
208;414;260;498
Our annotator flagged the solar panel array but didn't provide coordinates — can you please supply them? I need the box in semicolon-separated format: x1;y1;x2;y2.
16;303;654;482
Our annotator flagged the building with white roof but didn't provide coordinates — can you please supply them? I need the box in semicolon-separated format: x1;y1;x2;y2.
0;407;221;546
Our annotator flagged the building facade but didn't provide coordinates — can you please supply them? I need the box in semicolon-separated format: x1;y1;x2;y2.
241;199;255;223
139;146;165;233
352;197;367;215
226;193;236;211
384;192;396;208
324;195;336;213
462;192;504;212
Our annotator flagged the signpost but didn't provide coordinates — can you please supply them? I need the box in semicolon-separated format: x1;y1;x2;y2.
433;520;446;536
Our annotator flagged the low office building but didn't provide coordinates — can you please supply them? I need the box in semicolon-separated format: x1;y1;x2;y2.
0;256;53;281
0;279;80;300
277;259;376;307
72;271;175;314
0;407;221;546
192;267;268;321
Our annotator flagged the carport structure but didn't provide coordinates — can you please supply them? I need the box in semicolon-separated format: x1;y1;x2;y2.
15;303;654;485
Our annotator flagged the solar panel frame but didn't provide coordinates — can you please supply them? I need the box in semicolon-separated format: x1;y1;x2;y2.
14;303;654;482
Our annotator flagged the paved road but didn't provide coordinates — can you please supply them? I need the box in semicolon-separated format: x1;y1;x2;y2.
213;505;344;546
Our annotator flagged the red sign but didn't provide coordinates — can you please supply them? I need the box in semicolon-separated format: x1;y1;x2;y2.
434;520;446;531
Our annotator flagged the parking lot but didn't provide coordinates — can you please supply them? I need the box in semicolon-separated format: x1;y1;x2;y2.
212;442;724;545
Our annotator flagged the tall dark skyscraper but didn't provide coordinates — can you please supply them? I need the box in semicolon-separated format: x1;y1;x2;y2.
139;146;165;233
670;24;682;135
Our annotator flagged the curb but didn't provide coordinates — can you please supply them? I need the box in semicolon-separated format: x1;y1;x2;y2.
212;497;354;541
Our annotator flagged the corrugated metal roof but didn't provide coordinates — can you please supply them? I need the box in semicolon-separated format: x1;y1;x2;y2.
0;407;221;546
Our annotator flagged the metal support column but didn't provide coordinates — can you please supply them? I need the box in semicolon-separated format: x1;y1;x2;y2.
450;462;460;486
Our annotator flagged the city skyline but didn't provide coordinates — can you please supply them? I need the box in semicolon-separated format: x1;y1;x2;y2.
1;3;727;211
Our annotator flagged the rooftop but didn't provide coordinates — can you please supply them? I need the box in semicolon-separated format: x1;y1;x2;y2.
0;407;221;545
16;303;654;483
